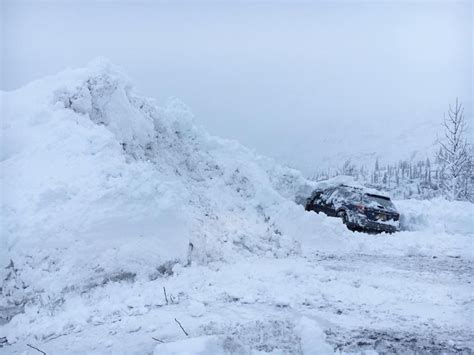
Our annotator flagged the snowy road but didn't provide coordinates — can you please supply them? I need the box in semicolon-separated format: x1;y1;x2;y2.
3;241;472;354
305;252;473;353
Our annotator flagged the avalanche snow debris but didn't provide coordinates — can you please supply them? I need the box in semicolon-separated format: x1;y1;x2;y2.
1;59;473;354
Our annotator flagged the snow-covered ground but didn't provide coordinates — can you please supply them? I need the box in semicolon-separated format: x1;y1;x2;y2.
1;60;473;354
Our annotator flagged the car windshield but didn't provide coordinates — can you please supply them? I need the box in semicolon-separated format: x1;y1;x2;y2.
362;194;395;210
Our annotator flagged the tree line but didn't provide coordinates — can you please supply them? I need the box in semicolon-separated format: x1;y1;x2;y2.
310;99;473;202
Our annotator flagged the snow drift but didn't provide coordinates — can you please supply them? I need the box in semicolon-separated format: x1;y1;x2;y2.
0;59;315;310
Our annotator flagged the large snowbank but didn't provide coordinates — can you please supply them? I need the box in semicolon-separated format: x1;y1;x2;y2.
0;59;314;309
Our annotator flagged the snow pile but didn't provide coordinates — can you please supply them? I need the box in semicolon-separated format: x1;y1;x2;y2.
397;198;474;235
0;59;313;316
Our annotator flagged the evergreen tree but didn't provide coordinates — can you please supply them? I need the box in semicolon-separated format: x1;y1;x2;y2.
437;98;472;201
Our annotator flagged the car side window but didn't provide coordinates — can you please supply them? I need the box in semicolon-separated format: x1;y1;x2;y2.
320;188;335;205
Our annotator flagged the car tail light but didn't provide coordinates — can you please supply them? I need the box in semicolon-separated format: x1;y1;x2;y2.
356;204;366;213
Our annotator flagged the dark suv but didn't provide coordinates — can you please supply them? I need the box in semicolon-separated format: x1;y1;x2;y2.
305;185;400;233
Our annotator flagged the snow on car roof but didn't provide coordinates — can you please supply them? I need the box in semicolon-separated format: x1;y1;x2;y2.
313;175;391;199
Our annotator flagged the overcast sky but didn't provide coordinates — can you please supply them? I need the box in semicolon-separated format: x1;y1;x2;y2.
1;0;472;173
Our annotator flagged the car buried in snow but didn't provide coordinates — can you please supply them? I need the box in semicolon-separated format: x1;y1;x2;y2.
304;184;400;233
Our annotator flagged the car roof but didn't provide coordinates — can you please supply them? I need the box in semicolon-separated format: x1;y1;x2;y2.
329;184;391;199
312;177;391;199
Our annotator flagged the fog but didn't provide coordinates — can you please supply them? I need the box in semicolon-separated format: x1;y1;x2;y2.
2;0;472;174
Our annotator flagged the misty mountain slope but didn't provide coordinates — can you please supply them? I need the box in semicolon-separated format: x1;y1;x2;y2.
1;61;473;354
